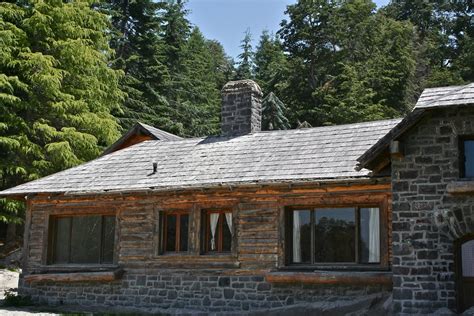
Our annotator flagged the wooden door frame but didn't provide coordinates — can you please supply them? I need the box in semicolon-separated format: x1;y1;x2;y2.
455;233;474;313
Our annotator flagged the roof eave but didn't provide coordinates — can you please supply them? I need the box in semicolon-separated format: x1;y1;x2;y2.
0;176;391;200
356;109;426;171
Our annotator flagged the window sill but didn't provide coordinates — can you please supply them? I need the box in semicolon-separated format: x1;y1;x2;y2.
265;271;392;285
24;268;124;284
36;264;119;273
447;180;474;195
281;264;389;272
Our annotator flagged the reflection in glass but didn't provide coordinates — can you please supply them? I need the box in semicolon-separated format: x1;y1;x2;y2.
465;140;474;178
165;214;177;252
314;208;355;262
180;214;189;251
70;216;101;264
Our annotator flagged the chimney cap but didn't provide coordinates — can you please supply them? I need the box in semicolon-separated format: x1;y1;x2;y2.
221;79;262;96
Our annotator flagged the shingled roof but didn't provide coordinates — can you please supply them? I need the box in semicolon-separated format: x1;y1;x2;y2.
357;82;474;170
0;119;400;197
415;83;474;109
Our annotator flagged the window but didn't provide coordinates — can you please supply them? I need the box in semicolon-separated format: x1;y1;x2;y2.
288;207;380;265
161;212;189;253
48;215;115;264
461;138;474;178
202;210;233;253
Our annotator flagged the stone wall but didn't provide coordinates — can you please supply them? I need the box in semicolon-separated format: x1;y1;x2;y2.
20;270;388;313
391;107;474;314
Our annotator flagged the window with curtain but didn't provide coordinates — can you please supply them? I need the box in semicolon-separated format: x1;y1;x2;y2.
203;210;233;253
48;215;116;264
288;207;380;265
160;212;189;253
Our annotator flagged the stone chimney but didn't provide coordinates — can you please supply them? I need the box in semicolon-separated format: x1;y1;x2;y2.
221;80;262;136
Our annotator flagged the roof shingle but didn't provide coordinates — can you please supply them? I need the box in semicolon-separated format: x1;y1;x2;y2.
0;119;400;196
415;83;474;108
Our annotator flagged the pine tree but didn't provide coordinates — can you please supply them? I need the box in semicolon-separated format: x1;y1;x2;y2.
254;30;288;95
235;29;254;80
104;0;171;130
175;27;221;136
262;93;290;131
278;0;417;126
383;0;472;88
0;0;123;223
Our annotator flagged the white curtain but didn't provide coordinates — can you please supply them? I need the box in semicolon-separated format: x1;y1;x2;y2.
225;213;233;236
293;211;302;263
462;240;474;277
368;208;380;263
210;213;219;250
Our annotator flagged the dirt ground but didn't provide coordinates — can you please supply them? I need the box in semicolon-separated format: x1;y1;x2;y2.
0;269;59;315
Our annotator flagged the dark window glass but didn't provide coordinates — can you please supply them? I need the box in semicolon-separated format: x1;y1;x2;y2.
162;212;189;253
315;208;355;263
179;215;189;252
53;217;71;264
165;214;177;252
287;207;380;265
49;215;115;264
204;211;233;253
102;216;116;263
70;216;101;264
464;140;474;178
222;216;232;252
291;210;311;263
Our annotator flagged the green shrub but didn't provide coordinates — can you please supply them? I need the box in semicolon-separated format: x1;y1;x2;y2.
2;288;33;307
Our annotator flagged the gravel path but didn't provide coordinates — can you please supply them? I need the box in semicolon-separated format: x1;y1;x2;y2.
0;269;19;300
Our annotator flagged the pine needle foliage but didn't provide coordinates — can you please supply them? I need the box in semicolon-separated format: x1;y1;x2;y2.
0;0;123;223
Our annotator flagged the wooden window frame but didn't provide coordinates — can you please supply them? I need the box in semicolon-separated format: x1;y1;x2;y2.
47;214;116;265
285;203;387;270
159;210;190;254
201;209;233;254
459;136;474;179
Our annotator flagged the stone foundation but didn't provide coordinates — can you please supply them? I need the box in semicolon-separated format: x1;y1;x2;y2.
20;270;390;313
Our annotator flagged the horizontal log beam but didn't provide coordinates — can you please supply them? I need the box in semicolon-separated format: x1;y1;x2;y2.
24;268;124;284
265;271;392;286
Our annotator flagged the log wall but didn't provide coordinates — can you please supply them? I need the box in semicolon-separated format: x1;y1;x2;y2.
20;181;393;312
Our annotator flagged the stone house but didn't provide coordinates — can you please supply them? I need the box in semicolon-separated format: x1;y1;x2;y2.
0;80;473;314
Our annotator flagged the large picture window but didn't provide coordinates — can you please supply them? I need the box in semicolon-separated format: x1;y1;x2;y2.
202;210;233;253
161;212;189;253
48;215;116;264
288;207;380;265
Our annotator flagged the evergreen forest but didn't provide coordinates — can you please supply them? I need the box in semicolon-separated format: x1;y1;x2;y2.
0;0;473;224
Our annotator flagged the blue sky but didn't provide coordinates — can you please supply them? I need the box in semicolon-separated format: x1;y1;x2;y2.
187;0;390;59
